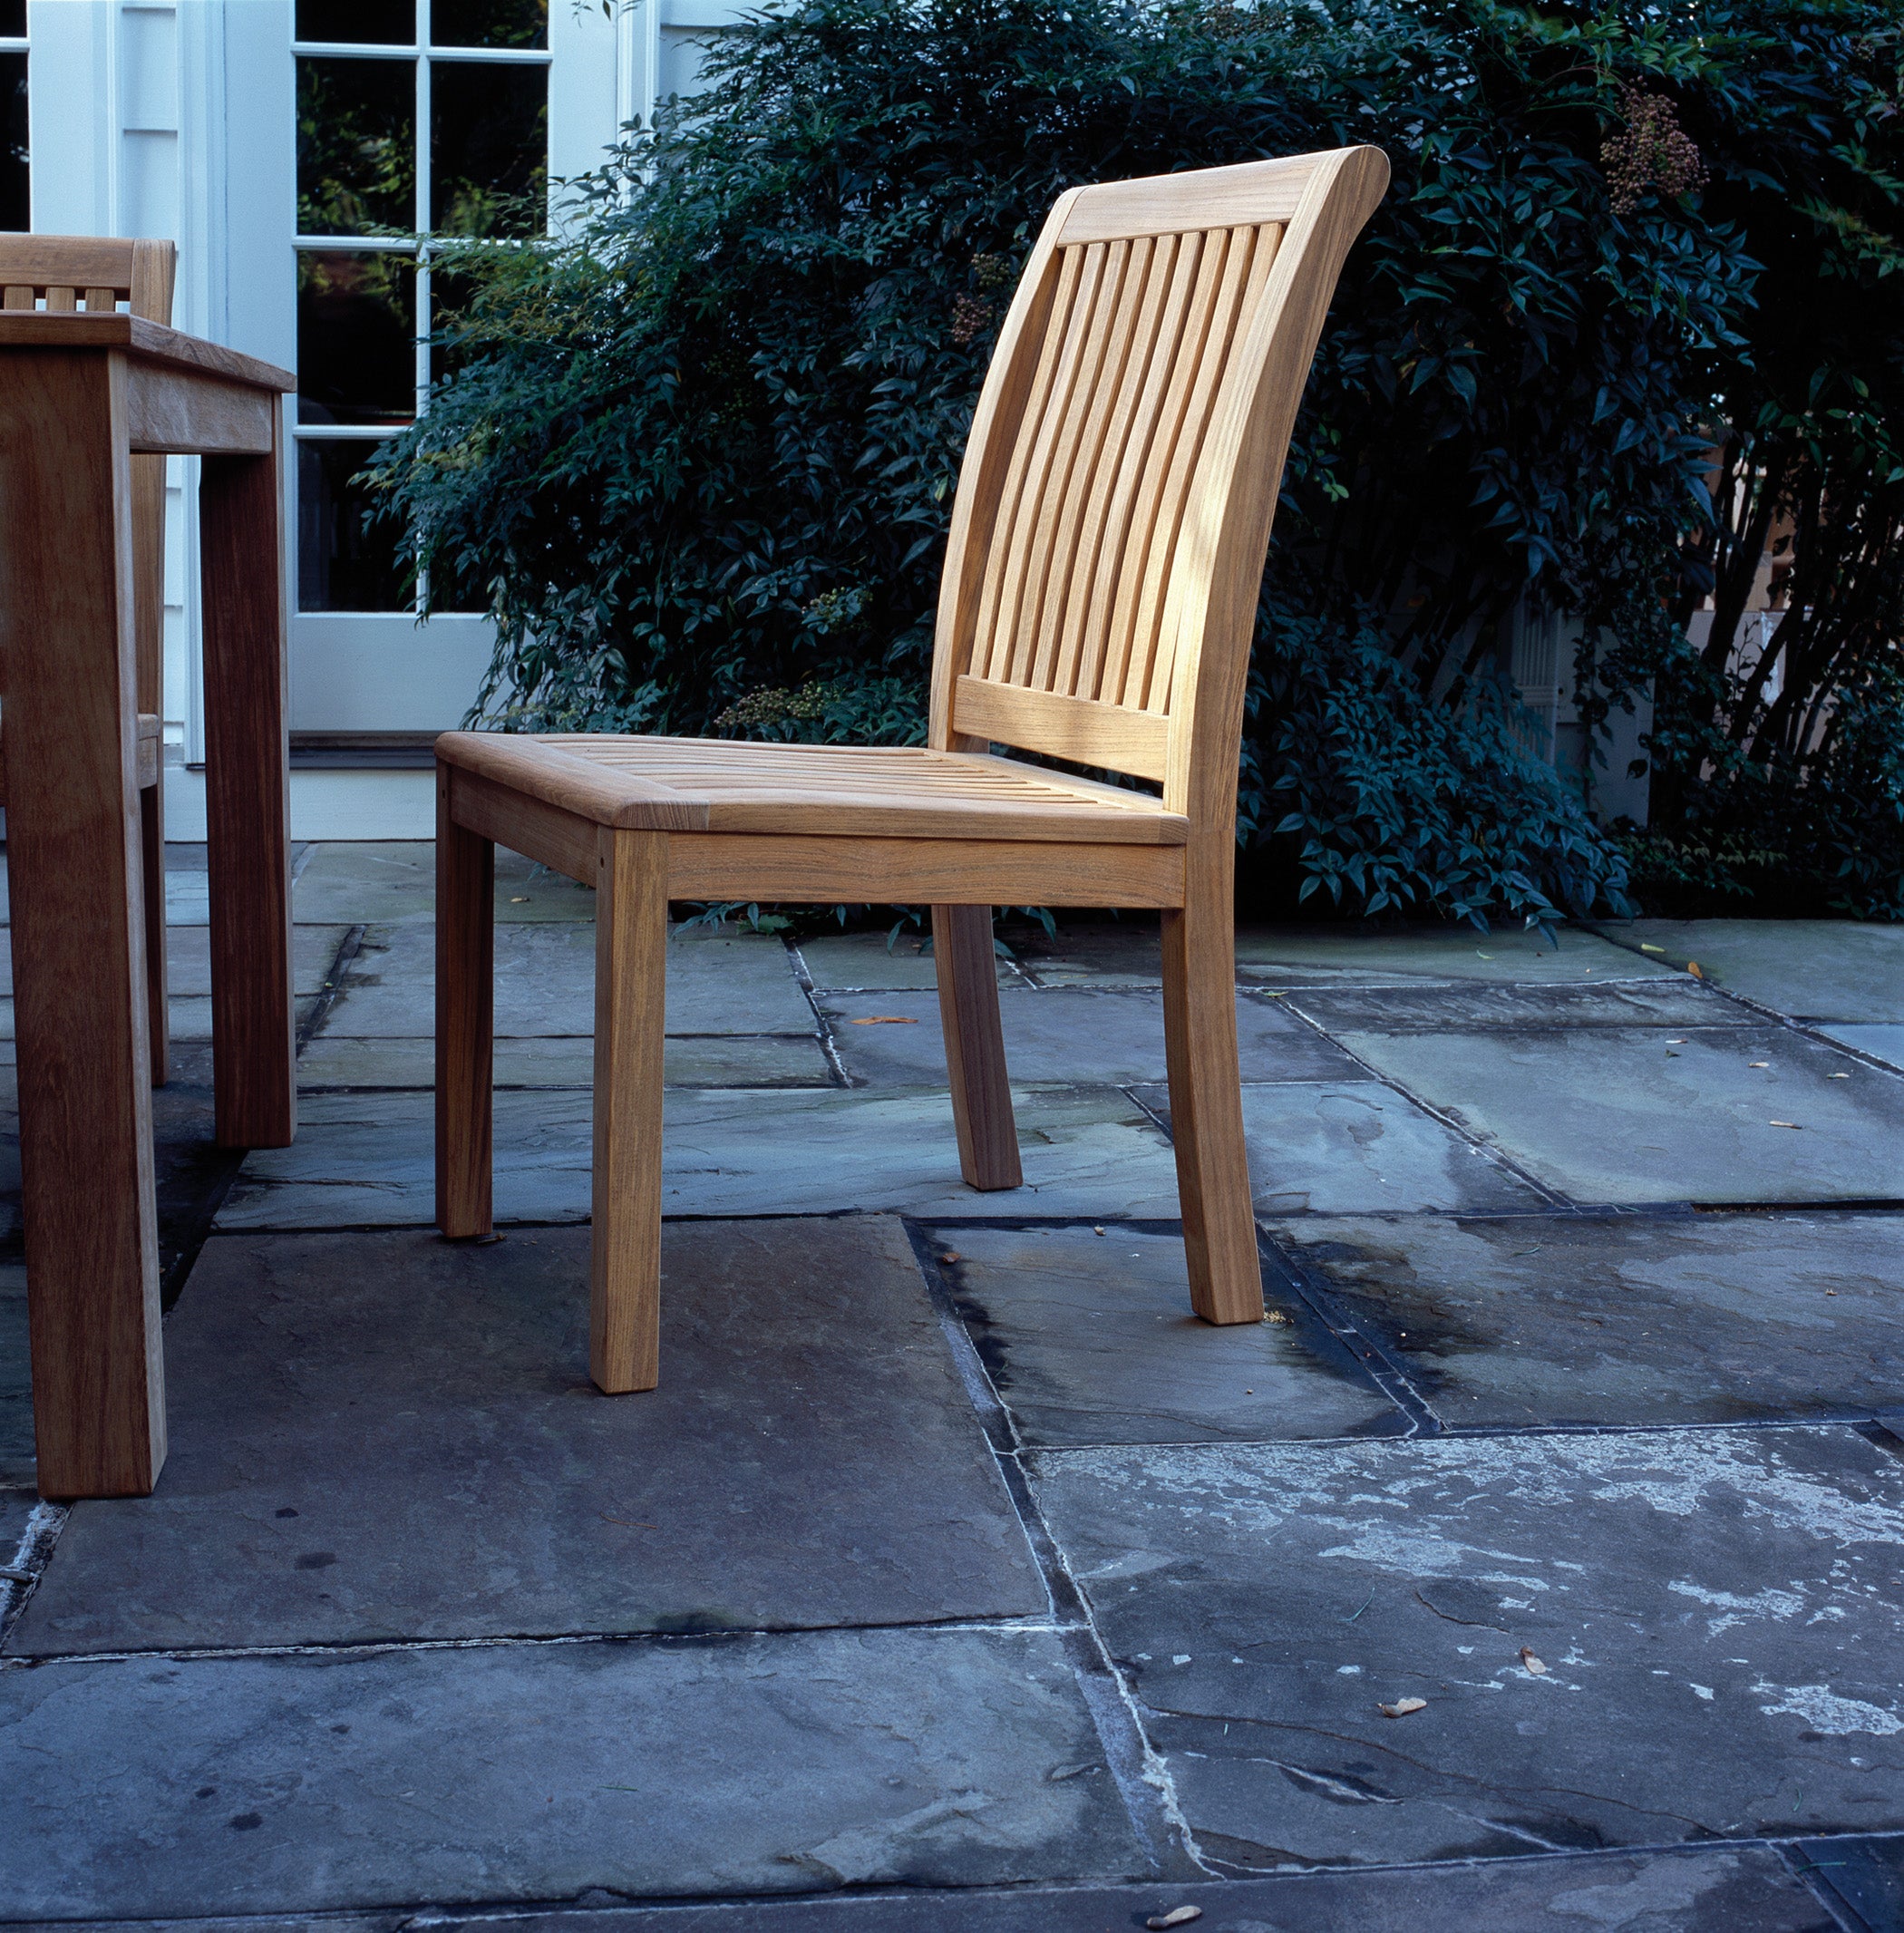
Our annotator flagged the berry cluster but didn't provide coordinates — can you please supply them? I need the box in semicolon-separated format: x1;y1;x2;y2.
1601;84;1708;215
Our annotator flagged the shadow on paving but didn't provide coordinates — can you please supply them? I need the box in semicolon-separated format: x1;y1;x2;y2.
7;1218;1042;1654
0;1843;1846;1933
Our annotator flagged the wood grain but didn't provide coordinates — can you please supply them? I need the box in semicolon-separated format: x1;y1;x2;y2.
0;311;293;390
591;827;667;1394
951;675;1169;782
1057;151;1326;243
435;765;495;1240
199;444;296;1150
933;903;1023;1191
127;367;276;456
0;350;165;1496
448;765;598;884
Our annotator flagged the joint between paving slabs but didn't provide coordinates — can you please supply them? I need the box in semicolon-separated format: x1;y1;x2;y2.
782;937;854;1088
1774;1837;1888;1933
904;1220;1211;1882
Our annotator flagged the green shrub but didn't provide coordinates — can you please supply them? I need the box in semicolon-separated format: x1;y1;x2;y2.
374;0;1903;926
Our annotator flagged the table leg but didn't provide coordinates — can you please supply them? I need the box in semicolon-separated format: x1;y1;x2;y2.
199;439;295;1150
2;350;164;1497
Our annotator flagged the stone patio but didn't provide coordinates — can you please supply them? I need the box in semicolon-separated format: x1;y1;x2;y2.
2;843;1901;1931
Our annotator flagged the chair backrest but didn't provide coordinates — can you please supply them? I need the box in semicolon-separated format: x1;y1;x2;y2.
928;149;1387;831
0;236;176;322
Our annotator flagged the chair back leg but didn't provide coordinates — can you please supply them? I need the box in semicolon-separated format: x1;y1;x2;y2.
1160;849;1262;1324
434;766;495;1239
932;901;1023;1190
590;826;667;1393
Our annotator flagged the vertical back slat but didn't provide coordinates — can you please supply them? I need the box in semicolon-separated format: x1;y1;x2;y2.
43;287;77;312
986;243;1109;687
1097;228;1235;707
972;244;1087;682
1134;226;1269;711
1012;238;1138;689
1027;235;1155;695
83;287;117;312
1;286;32;309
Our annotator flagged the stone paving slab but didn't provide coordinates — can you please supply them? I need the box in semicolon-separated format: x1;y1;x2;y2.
9;1219;1039;1653
295;1034;833;1091
1232;926;1678;989
1032;1426;1904;1868
1130;1081;1547;1217
0;1262;27;1487
319;925;817;1039
0;924;345;1001
289;842;597;927
824;989;1362;1088
936;1224;1404;1445
1820;1023;1904;1073
794;931;1022;992
1794;1830;1904;1929
216;1086;1187;1229
1325;1021;1904;1205
0;994;320;1045
0;1626;1141;1919
1267;1209;1904;1430
1595;919;1904;1023
327;1846;1840;1933
1284;976;1741;1034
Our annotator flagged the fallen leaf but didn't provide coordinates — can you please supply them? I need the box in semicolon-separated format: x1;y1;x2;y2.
851;1016;918;1025
1830;1072;1851;1079
1666;1038;1687;1044
1749;1061;1770;1068
1378;1696;1427;1718
1687;961;1705;978
1639;943;1667;953
1520;1646;1548;1676
1093;1225;1106;1236
938;1251;961;1265
1476;951;1494;959
1146;1909;1202;1929
509;896;530;903
1263;1309;1292;1326
1769;1121;1802;1130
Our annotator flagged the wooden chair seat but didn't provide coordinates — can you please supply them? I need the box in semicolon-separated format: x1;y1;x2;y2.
442;733;1188;840
435;147;1391;1396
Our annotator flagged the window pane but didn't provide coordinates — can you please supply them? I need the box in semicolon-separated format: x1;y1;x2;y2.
298;251;417;425
296;1;413;44
429;0;546;50
0;53;24;234
297;56;416;237
432;61;546;237
0;3;24;37
298;440;412;612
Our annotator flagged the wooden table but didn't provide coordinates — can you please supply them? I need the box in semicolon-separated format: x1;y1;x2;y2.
0;311;297;1499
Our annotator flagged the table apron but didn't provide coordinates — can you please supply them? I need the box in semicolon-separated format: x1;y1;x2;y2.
127;363;276;456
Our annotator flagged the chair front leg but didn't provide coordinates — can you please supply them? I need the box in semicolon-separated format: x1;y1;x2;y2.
590;825;667;1393
932;901;1022;1191
434;765;494;1240
1161;856;1261;1325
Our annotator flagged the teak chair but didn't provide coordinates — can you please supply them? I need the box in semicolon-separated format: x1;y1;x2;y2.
434;146;1389;1392
0;237;178;1084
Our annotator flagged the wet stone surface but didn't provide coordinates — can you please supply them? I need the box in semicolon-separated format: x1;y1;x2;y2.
1593;919;1904;1024
935;1223;1404;1446
9;1218;1041;1654
1316;1015;1904;1206
1266;1209;1904;1430
1032;1426;1904;1868
0;1627;1142;1920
